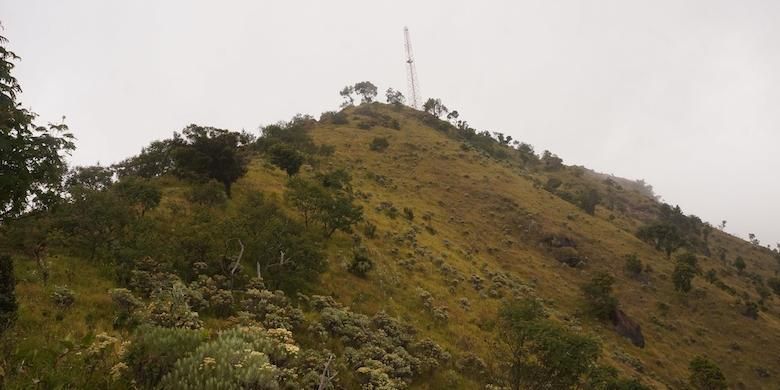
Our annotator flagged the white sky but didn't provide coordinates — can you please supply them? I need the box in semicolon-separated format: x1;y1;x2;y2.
3;0;778;246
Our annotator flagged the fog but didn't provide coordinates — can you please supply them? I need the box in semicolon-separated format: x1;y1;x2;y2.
3;0;778;246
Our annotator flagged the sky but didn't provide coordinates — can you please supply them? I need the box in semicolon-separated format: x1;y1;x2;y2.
3;0;779;246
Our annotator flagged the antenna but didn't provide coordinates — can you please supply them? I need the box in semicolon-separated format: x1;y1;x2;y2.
404;26;420;109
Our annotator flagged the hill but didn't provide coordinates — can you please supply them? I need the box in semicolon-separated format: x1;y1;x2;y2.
2;100;780;389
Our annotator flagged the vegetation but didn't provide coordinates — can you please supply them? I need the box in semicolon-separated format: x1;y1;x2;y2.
672;253;698;293
582;272;618;321
688;356;727;390
0;255;16;332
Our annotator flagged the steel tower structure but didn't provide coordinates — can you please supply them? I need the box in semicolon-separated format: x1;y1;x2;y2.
403;26;420;109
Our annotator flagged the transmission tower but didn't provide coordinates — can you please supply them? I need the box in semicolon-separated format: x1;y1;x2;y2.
403;26;420;109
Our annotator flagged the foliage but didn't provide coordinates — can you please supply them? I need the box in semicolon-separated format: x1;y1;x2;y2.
114;139;177;178
353;81;378;104
348;247;374;277
579;188;601;215
65;165;114;191
637;223;685;258
339;85;355;107
188;179;228;207
586;366;650;390
269;143;304;176
1;33;75;222
385;88;405;105
768;277;780;295
125;325;208;388
0;254;17;332
369;136;390;152
112;176;162;216
672;253;698;293
147;281;203;329
237;193;326;292
541;150;563;171
624;254;642;276
172;125;251;197
285;176;328;227
423;98;448;117
582;272;618;321
51;285;76;309
319;110;349;125
497;298;601;389
733;256;746;273
688;356;727;390
110;288;143;327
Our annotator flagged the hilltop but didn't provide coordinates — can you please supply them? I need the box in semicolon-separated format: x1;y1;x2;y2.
3;93;780;389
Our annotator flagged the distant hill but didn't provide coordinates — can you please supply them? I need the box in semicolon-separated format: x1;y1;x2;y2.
2;101;779;389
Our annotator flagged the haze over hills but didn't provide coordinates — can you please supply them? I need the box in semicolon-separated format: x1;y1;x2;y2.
3;71;780;388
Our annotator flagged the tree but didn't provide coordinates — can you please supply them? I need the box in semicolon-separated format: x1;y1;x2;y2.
269;144;304;176
624;254;643;276
1;33;75;222
446;110;460;122
688;356;727;390
385;88;405;105
672;253;698;293
636;223;684;258
172;125;249;197
369;137;389;152
317;192;363;238
579;188;600;215
285;177;328;228
497;299;601;389
114;139;177;178
733;256;746;273
65;165;114;191
339;85;355;107
0;255;17;332
113;176;162;216
422;98;448;118
540;151;563;171
582;272;618;321
353;81;378;104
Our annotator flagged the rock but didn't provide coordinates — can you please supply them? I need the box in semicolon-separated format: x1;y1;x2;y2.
613;309;645;348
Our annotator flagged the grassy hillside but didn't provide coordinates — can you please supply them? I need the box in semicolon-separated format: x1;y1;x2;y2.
2;102;779;389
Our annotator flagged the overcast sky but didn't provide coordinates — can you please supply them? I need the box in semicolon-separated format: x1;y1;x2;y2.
3;0;778;246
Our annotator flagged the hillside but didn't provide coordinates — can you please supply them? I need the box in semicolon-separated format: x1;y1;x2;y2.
2;101;780;389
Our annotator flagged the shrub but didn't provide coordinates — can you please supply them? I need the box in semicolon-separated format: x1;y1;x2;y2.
733;256;746;273
370;137;390;152
624;254;642;276
269;143;304;176
403;207;414;220
363;222;377;239
348;248;374;277
188;180;228;206
688;356;727;390
0;255;17;332
582;272;617;321
124;325;208;388
147;282;203;329
768;277;780;295
110;288;144;327
673;252;698;293
742;301;759;319
319;110;348;125
51;286;76;309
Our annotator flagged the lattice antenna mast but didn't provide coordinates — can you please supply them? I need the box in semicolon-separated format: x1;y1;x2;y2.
404;27;420;109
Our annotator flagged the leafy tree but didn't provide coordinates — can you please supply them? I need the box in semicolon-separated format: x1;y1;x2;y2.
172;125;250;197
446;110;460;122
2;214;53;284
188;180;228;207
672;253;698;293
497;299;601;389
733;256;746;273
317;192;363;238
112;176;161;216
624;254;643;276
579;188;601;215
540;150;564;171
353;81;378;104
422;98;448;118
65;165;114;191
688;356;727;390
114;139;177;178
0;254;17;332
285;177;327;228
369;136;389;152
385;88;405;105
582;272;618;321
237;193;325;292
636;223;685;258
269;143;304;176
1;33;75;222
339;85;355;107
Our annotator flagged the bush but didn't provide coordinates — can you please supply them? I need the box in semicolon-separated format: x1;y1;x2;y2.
269;143;304;176
363;222;377;239
147;282;203;329
403;207;414;221
0;255;17;332
188;180;228;206
348;248;374;277
624;254;642;276
768;277;780;295
125;325;208;388
110;288;144;327
51;286;76;309
370;137;390;152
319;110;348;125
742;301;759;319
733;256;746;273
689;356;727;390
582;272;617;321
673;253;697;293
